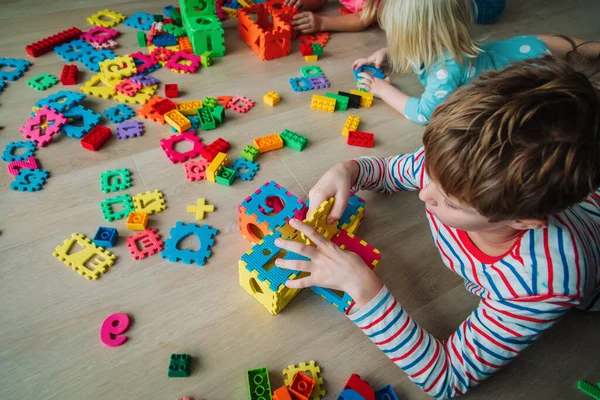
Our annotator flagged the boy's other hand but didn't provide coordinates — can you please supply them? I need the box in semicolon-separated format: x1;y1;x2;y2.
357;73;391;98
352;47;388;70
292;11;323;33
308;161;358;224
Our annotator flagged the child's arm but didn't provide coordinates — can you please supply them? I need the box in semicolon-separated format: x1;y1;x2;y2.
292;11;376;33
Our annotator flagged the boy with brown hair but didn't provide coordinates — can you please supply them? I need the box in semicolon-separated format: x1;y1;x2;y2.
275;54;600;398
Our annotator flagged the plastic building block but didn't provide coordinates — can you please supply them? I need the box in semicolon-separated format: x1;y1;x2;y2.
80;74;116;100
126;211;149;230
100;168;131;193
164;110;191;132
342;115;360;136
342;374;375;400
154;33;178;47
179;36;193;53
81;125;112;151
93;226;118;248
165;84;179;98
152;98;177;115
104;104;135;123
348;131;374;148
247;367;272;400
228;96;255;113
216;166;236;185
82;26;120;44
185;159;210;182
116;120;144;139
53;233;116;280
577;381;600;400
137;31;147;47
349;90;373;107
7;156;38;176
115;80;143;97
339;91;361;109
253;133;283;153
163;24;187;37
100;194;135;222
231;158;259;181
100;55;136;80
201;51;213;67
60;65;78;85
304;55;318;62
200;137;230;161
100;313;130;347
264;91;280;107
211;105;225;124
133;190;166;214
27;74;59;91
136;96;166;124
126;228;163;260
125;12;154;30
87;9;126;28
325;93;349;111
311;95;336;113
20;107;67;147
217;95;233;107
166;52;201;74
206;152;228;182
353;64;385;80
2;141;36;162
169;8;183;26
308;75;329;89
161;222;218;266
298;32;330;47
237;4;291;60
203;97;218;109
35;90;86;113
289;372;315;400
337;390;365;400
283;361;326;400
168;354;191;377
374;385;399;400
301;66;323;77
160;131;204;163
197;108;216;130
311;43;323;56
300;44;313;56
187;198;215;221
10;168;49;192
177;100;203;115
25;27;82;57
130;52;159;75
290;77;313;92
240;145;259;162
273;386;293;400
280;129;307;151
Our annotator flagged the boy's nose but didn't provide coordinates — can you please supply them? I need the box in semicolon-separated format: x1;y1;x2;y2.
418;187;438;206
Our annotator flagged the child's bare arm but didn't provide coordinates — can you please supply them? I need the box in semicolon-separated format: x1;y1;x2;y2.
292;11;376;33
284;0;327;11
537;35;600;59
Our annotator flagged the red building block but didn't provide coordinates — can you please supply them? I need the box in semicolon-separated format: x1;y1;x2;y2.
289;372;315;400
152;98;177;115
348;131;374;148
25;27;83;58
200;137;230;162
60;65;79;85
343;374;375;400
81;126;111;151
164;84;179;98
300;44;313;56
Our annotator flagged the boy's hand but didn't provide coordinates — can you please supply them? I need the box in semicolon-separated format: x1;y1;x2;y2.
357;73;391;98
284;0;302;7
275;218;382;308
292;12;323;33
308;161;359;224
352;47;388;70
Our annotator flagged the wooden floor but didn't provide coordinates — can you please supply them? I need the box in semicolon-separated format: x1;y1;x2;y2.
1;0;599;399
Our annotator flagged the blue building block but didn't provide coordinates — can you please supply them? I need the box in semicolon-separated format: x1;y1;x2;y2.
104;104;135;123
2;141;36;162
125;12;155;30
54;40;95;62
0;58;31;81
172;115;199;132
353;65;385;81
93;227;119;248
164;5;176;15
35;90;86;113
337;389;366;400
223;1;242;9
311;286;353;312
289;77;314;92
62;106;101;139
231;158;259;181
241;181;305;229
337;194;366;228
153;34;177;47
10;168;49;192
81;50;115;72
375;385;399;400
161;222;218;266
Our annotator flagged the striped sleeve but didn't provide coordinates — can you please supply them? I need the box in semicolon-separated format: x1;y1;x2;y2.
354;147;426;194
348;286;580;399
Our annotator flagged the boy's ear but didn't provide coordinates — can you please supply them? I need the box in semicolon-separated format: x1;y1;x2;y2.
509;219;548;230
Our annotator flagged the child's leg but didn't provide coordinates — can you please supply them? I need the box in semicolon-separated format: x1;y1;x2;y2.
300;0;328;11
537;35;600;59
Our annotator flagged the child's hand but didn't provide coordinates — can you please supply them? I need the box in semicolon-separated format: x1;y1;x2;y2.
284;0;302;7
275;218;383;308
292;11;323;33
352;47;388;70
357;72;391;98
308;161;359;224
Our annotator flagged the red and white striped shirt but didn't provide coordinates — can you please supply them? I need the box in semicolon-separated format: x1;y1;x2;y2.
348;148;600;399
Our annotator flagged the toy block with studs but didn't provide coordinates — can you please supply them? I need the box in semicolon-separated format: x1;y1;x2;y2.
133;190;166;214
325;93;349;111
137;31;147;47
283;361;326;400
349;89;373;107
187;198;215;221
161;222;218;266
126;228;164;260
311;43;324;56
374;385;400;400
164;83;179;98
100;194;135;222
311;95;336;113
100;168;131;193
160;131;204;164
198;107;216;130
93;227;119;248
211;105;225;124
163;24;186;37
81;125;112;151
341;374;375;400
136;96;166;124
201;137;230;161
25;27;83;57
304;54;318;61
348;131;374;148
206;152;228;182
126;211;149;230
290;372;315;400
164;109;191;132
201;51;213;67
177;100;203;115
53;233;116;280
240;145;259;162
216;166;236;186
253;133;283;153
264;91;281;107
247;367;272;400
338;91;361;109
60;65;78;85
273;386;293;400
168;354;191;377
300;44;313;56
342;115;360;136
280;129;307;151
203;97;218;109
27;74;59;91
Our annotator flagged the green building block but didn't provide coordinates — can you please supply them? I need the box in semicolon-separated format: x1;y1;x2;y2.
212;105;225;124
197;108;216;130
179;0;216;17
311;43;324;56
247;367;272;400
203;97;217;109
301;65;323;78
325;93;349;111
168;354;191;378
100;194;135;222
100;168;131;193
169;8;182;26
201;51;213;67
241;145;259;162
27;74;59;91
153;14;164;22
137;31;147;47
280;129;308;151
163;24;186;37
216;167;236;186
578;381;600;400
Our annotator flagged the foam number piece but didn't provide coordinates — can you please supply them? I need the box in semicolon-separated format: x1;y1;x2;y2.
116;120;144;139
87;9;126;28
80;74;116;100
2;141;36;162
337;194;366;234
100;313;130;347
125;12;155;30
53;233;116;280
184;160;209;182
20;107;67;147
0;58;32;81
100;194;135;222
61;106;101;139
10;168;49;192
242;181;306;231
104;104;135;123
161;222;218;266
126;228;164;260
290;77;313;92
282;360;326;400
7;156;38;176
133;190;166;214
100;55;136;80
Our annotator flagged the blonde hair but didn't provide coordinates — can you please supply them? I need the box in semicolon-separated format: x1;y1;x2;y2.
362;0;481;73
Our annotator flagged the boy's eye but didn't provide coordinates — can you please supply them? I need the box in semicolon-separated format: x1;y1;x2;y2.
444;199;458;210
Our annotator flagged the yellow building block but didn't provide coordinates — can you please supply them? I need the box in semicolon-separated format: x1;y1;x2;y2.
187;198;215;221
126;211;148;230
350;89;374;107
99;55;136;81
263;91;281;107
342;114;360;136
80;74;116;99
311;95;336;113
206;152;228;182
53;233;116;280
302;197;339;244
177;100;203;115
133;190;166;215
113;85;157;105
304;55;319;62
164;109;191;132
253;133;283;153
87;9;125;28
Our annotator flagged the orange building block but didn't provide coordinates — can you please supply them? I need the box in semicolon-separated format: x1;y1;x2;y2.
126;211;148;230
136;96;166;124
253;133;283;153
178;36;193;54
290;372;315;400
164;109;191;132
273;386;293;400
